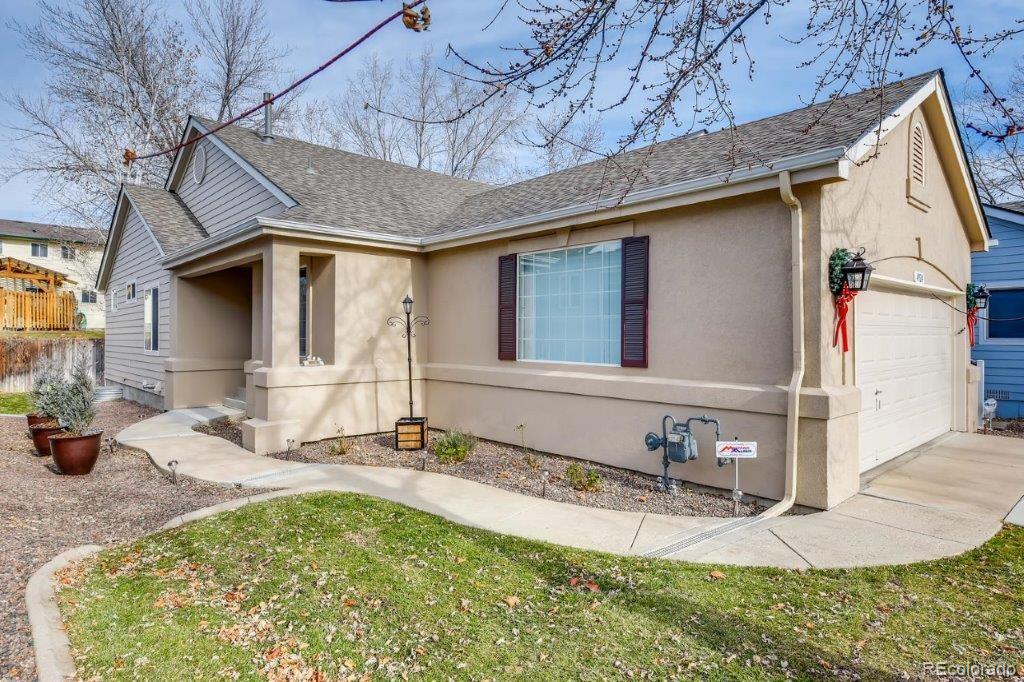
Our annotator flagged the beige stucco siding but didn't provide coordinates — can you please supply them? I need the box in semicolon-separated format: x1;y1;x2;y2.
800;105;976;507
103;204;171;398
176;137;286;234
425;193;806;501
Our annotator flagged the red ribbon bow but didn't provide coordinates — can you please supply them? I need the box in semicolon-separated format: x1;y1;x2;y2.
967;306;978;347
832;282;858;353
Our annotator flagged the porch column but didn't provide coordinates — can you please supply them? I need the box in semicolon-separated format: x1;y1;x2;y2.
262;241;301;367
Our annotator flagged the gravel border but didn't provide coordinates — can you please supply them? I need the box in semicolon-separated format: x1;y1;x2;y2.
195;422;760;518
0;401;255;681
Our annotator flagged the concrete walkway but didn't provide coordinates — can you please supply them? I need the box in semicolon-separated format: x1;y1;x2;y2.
118;410;1024;569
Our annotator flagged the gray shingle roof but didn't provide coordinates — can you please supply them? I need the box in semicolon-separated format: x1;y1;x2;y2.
0;218;101;245
200;119;491;238
124;184;208;253
173;71;939;248
439;71;939;233
998;201;1024;214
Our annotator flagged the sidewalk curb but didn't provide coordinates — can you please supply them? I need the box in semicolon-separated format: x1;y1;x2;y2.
27;544;102;682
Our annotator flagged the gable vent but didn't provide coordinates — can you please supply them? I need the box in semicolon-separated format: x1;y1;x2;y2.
910;123;925;185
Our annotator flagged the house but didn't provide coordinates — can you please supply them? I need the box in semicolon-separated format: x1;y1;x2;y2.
972;202;1024;418
0;219;106;329
97;70;988;510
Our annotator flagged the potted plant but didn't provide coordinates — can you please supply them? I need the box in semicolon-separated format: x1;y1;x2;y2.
48;362;101;475
28;362;65;456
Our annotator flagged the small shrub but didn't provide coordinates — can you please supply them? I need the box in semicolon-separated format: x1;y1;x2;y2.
31;360;64;419
433;430;477;464
327;427;349;456
565;462;602;492
50;361;95;435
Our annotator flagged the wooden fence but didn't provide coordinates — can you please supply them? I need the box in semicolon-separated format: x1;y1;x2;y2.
0;290;76;331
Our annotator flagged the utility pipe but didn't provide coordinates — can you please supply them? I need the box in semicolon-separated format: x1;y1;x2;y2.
760;170;805;519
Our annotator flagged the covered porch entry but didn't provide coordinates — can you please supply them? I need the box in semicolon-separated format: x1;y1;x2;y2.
164;235;426;455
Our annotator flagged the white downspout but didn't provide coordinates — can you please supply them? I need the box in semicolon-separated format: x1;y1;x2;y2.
760;170;805;519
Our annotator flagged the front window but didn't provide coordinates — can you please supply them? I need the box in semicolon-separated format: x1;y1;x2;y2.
299;266;309;359
61;245;76;260
143;287;159;351
31;242;48;258
987;288;1024;340
81;290;97;303
125;281;136;301
517;241;622;364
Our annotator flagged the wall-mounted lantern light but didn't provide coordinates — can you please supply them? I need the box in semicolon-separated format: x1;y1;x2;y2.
840;249;875;292
974;285;990;310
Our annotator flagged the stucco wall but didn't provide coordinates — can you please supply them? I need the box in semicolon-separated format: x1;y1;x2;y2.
424;193;805;501
811;104;976;507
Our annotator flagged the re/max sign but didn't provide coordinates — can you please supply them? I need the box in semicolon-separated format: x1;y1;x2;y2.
715;441;758;459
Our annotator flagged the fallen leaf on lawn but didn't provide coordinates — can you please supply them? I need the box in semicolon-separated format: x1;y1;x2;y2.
855;639;867;651
224;590;244;603
454;557;466;564
770;603;786;611
343;598;358;608
819;659;832;670
503;595;521;608
708;570;727;581
585;580;600;593
459;598;470;612
805;621;815;630
568;577;580;587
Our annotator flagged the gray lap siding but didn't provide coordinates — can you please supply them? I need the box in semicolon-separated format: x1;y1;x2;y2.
102;205;170;399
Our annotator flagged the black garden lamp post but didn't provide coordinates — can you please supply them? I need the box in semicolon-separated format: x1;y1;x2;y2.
841;249;875;292
388;295;429;449
974;285;990;310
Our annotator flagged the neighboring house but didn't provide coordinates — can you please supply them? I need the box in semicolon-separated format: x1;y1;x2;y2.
972;202;1024;418
97;70;989;510
0;219;106;329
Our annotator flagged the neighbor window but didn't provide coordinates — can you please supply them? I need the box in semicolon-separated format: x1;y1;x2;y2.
299;266;309;359
987;288;1024;340
517;241;622;364
143;287;159;351
61;245;76;260
81;290;97;304
31;242;48;258
125;281;136;301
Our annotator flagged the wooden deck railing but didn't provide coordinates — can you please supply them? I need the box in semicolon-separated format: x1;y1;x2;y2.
0;290;76;331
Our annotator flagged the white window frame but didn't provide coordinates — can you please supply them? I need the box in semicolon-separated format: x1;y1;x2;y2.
110;287;118;312
980;280;1024;346
515;239;623;367
81;290;97;304
125;279;137;302
31;242;48;258
143;286;160;353
61;245;76;260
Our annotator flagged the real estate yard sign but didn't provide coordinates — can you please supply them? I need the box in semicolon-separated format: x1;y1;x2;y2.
715;441;758;459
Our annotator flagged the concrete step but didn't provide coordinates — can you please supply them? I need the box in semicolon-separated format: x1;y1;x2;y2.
223;396;246;411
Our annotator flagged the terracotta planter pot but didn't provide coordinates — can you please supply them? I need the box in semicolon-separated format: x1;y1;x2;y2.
26;413;50;429
29;423;64;456
50;431;103;475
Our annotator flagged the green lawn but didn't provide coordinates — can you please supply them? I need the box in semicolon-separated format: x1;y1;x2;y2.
59;493;1023;680
0;392;32;414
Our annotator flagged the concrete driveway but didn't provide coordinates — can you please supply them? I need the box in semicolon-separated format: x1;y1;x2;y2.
667;432;1024;568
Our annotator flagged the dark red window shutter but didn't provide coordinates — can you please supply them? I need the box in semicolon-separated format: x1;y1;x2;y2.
621;236;649;368
498;253;517;360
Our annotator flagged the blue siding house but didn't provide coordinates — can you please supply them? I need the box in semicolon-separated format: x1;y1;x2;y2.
973;202;1024;418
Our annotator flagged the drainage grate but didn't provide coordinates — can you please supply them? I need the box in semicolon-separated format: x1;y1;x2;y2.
642;516;762;559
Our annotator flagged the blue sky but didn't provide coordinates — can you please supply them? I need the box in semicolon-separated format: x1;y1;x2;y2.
1;0;1021;224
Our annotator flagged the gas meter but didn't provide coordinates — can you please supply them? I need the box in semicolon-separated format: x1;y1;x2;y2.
644;414;721;494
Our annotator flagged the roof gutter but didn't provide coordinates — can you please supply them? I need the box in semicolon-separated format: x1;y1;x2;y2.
161;146;848;269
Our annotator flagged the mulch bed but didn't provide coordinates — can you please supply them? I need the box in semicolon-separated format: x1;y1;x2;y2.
0;401;252;681
196;421;761;519
980;420;1024;439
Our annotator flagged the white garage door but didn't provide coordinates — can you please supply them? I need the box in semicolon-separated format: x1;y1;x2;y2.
856;289;953;472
